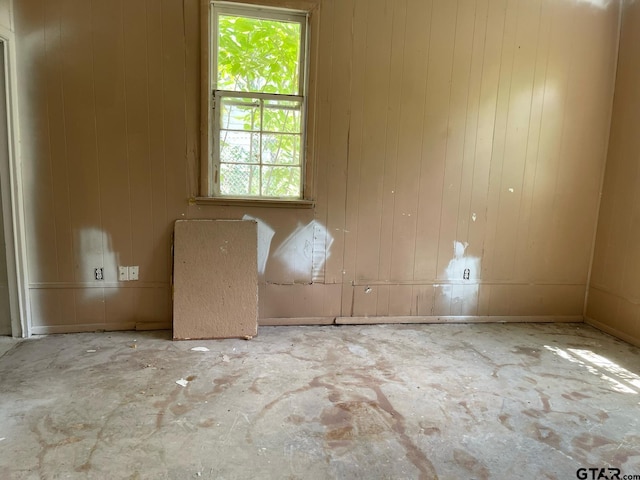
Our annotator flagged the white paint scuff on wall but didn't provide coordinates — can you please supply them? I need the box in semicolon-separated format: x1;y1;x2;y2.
312;221;333;282
576;0;612;9
242;215;275;276
273;220;333;282
240;216;333;282
439;241;481;315
444;241;480;281
77;227;118;298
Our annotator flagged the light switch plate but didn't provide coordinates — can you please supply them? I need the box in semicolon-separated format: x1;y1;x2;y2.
118;266;129;281
129;266;139;281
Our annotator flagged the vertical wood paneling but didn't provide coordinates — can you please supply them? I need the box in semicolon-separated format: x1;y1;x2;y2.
160;0;189;226
104;288;135;326
513;0;552;284
481;0;518;283
15;0;620;329
490;0;541;281
377;0;407;287
433;0;475;276
454;0;487;276
434;0;475;296
527;0;575;283
466;0;506;286
317;0;347;285
145;0;170;283
353;0;393;282
184;0;201;198
122;0;154;281
340;0;368;314
308;0;331;282
388;0;432;282
29;289;75;327
554;4;618;284
547;6;591;284
134;287;171;325
430;0;477;314
74;289;106;325
588;0;640;346
44;0;74;283
92;0;131;280
20;0;57;283
413;0;458;281
60;0;103;285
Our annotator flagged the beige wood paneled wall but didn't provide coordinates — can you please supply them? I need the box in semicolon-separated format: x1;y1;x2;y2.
587;0;640;347
0;0;12;31
14;0;619;332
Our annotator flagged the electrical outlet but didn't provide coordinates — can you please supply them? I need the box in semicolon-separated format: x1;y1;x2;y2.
129;266;139;281
95;267;104;281
463;268;470;280
118;266;129;281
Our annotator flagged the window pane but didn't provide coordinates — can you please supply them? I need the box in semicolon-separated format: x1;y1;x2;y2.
220;98;260;131
219;131;260;164
263;99;301;133
262;166;301;197
262;133;301;165
217;15;301;95
220;164;260;195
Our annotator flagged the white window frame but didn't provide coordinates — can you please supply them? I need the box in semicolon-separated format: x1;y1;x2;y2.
206;2;310;201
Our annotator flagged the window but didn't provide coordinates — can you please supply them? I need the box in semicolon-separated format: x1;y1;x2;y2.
206;2;309;200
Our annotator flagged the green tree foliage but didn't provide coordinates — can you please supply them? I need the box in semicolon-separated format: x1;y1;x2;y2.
216;14;304;198
217;15;301;95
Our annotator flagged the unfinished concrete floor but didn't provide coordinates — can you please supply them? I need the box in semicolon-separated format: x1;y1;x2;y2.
1;323;640;479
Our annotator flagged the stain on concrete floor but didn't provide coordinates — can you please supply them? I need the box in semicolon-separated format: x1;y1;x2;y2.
0;323;639;479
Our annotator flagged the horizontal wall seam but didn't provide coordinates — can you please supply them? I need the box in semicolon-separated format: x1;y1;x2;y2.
29;282;169;289
262;281;586;287
588;283;640;306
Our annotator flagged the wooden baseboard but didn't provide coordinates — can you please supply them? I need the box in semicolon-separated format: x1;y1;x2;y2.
136;321;172;331
336;315;584;325
584;316;640;348
31;321;171;335
259;317;336;326
30;315;585;335
260;315;584;326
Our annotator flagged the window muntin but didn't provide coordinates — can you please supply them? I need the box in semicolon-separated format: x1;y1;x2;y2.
210;4;308;199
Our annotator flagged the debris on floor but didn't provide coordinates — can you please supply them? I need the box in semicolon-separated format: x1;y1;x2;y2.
2;325;640;479
190;347;210;352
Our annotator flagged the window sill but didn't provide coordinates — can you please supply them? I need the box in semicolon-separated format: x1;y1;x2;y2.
193;196;315;209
